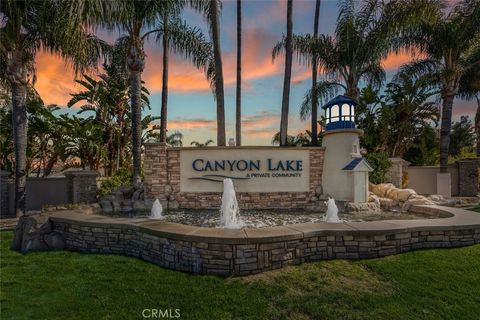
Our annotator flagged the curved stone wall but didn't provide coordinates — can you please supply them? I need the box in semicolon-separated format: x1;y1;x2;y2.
45;205;480;276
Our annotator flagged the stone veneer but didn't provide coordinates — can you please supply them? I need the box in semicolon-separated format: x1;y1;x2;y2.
44;205;480;276
144;144;325;209
64;170;98;204
457;159;480;197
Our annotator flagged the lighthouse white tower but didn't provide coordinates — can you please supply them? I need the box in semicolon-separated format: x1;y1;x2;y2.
321;95;372;203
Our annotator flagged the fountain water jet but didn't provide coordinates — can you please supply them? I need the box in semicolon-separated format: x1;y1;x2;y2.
220;179;244;228
324;197;342;223
151;199;163;219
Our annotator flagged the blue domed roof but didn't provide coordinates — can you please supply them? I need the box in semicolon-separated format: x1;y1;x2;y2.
322;95;357;110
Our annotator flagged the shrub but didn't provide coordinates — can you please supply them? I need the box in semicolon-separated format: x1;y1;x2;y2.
365;152;391;184
98;168;132;198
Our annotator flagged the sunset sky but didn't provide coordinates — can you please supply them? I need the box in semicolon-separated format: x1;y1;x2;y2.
34;0;475;145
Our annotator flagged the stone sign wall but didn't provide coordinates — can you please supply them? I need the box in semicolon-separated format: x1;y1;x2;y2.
180;148;310;192
144;144;325;209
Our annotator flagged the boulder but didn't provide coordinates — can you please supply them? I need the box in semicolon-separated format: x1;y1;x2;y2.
44;232;66;250
133;200;147;211
119;185;135;199
11;216;65;253
401;196;435;212
390;189;417;202
378;197;398;210
99;200;113;213
111;200;121;213
132;189;144;201
144;198;155;209
345;202;381;213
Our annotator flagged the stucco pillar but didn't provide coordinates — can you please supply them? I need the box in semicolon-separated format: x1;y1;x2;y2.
387;158;410;188
0;171;13;218
457;159;479;197
436;173;452;198
64;170;99;204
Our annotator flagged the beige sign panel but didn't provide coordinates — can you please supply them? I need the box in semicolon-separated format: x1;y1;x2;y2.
180;148;310;192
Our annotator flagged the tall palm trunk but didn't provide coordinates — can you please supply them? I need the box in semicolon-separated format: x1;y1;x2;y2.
439;91;455;173
211;0;226;146
160;15;169;144
11;82;28;216
129;70;142;185
311;0;320;146
127;37;145;186
6;50;29;217
235;0;242;146
280;0;293;146
475;96;480;157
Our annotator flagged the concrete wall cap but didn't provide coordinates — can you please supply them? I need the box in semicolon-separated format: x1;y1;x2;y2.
145;145;327;151
63;170;99;177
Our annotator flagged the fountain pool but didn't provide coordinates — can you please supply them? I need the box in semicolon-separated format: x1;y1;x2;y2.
99;208;444;228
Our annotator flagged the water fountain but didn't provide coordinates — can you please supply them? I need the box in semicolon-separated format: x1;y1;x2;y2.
150;199;163;219
324;197;342;223
220;179;244;229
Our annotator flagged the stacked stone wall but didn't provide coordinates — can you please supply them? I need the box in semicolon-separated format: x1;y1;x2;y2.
144;145;325;209
49;207;480;276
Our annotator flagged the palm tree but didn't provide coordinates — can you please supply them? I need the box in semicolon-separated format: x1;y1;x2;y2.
398;0;480;172
0;0;109;216
190;139;214;147
207;0;226;146
273;0;401;121
113;1;211;185
272;131;311;146
235;0;242;146
311;0;321;146
67;65;150;175
278;0;293;146
166;131;184;147
457;65;480;156
382;71;440;157
157;16;212;144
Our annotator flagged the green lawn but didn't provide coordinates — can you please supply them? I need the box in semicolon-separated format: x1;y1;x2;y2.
469;206;480;213
1;231;479;320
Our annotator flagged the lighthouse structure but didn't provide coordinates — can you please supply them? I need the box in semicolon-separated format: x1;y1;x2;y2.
321;95;372;203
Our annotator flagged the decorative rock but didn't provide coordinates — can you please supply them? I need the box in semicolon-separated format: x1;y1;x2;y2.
111;200;121;212
44;232;66;250
144;198;155;209
133;200;147;211
99;200;113;213
390;189;417;202
345;202;380;213
89;202;102;214
401;196;435;212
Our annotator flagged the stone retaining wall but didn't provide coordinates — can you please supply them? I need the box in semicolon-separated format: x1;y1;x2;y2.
46;206;480;276
144;144;325;209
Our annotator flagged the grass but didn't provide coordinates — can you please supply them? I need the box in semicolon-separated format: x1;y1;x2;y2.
469;206;480;213
1;231;479;320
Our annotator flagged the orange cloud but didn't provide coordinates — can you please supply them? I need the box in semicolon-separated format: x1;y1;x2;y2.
167;118;216;130
382;51;424;70
34;52;79;105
